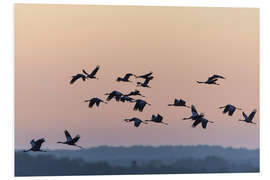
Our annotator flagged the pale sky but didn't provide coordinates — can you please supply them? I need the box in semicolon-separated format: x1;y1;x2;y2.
15;4;259;149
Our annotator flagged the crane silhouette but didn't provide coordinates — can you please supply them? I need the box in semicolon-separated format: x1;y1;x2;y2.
105;90;123;102
135;72;153;79
183;105;204;120
23;138;46;152
132;99;151;112
120;95;135;102
146;114;168;125
70;74;87;84
197;74;225;85
82;65;100;79
126;89;145;97
137;76;154;88
116;73;135;82
219;104;242;116
239;109;257;124
85;98;107;108
57;130;83;148
168;99;190;108
124;117;147;127
183;105;213;129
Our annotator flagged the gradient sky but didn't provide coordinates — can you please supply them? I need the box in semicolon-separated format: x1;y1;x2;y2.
15;4;259;149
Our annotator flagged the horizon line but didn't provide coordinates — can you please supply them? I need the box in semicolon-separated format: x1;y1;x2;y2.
15;144;260;151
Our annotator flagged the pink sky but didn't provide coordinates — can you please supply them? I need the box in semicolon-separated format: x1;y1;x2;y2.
15;4;259;149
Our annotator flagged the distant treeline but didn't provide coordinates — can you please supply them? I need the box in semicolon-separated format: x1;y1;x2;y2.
16;145;259;166
15;151;259;176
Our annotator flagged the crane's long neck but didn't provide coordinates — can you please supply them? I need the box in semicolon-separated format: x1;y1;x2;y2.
197;81;204;84
183;117;191;120
57;141;66;144
23;149;31;152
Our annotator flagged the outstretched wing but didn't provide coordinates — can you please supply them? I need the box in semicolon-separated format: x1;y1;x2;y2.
191;105;198;116
88;99;96;108
139;102;146;112
144;72;152;77
137;72;152;79
64;130;73;141
210;78;218;83
223;105;230;114
30;139;36;148
192;119;202;128
201;120;208;129
106;93;114;101
133;102;139;111
228;109;235;116
248;109;257;121
115;94;122;101
242;112;248;119
147;76;154;81
123;73;133;80
134;121;141;127
157;114;163;121
35;138;45;149
70;74;86;84
209;74;225;81
120;96;126;102
142;79;150;85
70;75;80;84
90;65;100;76
179;99;186;104
82;69;89;76
228;106;236;116
213;74;225;79
71;135;80;144
96;100;101;106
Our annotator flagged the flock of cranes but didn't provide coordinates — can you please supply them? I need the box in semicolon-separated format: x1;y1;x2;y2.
23;65;257;152
23;130;82;152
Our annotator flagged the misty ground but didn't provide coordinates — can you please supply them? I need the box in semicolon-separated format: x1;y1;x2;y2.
15;145;259;176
